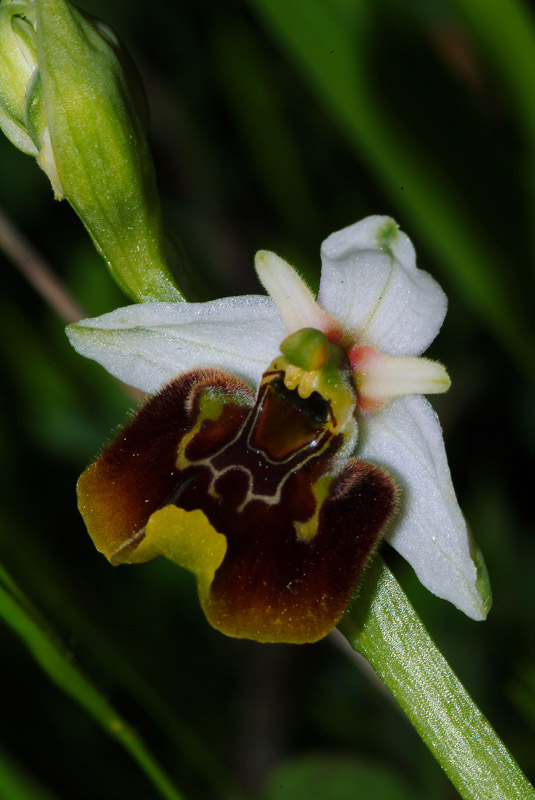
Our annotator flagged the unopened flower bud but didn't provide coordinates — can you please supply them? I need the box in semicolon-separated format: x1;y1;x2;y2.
0;0;183;303
0;0;39;155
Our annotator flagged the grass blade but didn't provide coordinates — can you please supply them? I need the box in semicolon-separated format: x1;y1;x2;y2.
0;567;185;800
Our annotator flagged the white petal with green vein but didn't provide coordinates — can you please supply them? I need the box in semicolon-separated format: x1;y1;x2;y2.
319;216;447;356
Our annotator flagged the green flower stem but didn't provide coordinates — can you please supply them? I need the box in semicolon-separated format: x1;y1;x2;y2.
0;565;185;800
337;557;534;800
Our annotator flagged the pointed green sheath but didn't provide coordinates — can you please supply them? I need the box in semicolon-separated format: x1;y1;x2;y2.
0;0;184;302
35;0;183;302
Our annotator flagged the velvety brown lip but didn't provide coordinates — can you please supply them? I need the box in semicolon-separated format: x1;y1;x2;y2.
76;369;253;562
77;367;397;642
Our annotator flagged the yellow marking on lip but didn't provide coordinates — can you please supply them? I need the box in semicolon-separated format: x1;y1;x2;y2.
294;474;334;542
125;505;227;600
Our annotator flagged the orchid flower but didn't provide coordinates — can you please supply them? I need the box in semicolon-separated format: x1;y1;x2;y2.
67;215;490;644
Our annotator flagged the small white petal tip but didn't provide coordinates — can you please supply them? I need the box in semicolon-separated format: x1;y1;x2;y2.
350;347;450;411
255;250;340;340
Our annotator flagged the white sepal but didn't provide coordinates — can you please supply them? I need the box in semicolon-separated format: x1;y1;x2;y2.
319;216;447;356
356;395;490;620
67;297;284;393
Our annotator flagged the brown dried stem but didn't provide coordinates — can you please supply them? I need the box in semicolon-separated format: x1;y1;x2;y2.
0;206;86;324
0;206;143;401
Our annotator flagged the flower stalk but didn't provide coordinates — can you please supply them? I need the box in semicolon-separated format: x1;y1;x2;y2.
337;557;534;800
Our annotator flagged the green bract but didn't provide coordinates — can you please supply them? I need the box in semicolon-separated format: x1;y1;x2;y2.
0;0;183;303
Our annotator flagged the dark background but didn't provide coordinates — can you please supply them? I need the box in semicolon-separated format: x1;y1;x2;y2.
0;0;533;797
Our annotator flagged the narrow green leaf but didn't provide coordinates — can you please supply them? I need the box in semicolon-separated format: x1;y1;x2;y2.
0;745;57;800
337;557;534;800
0;505;245;799
447;0;535;140
0;567;186;800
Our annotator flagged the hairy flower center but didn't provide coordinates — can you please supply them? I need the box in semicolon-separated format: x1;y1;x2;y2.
169;328;357;534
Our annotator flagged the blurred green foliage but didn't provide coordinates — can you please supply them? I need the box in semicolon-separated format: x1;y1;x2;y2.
0;0;533;798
